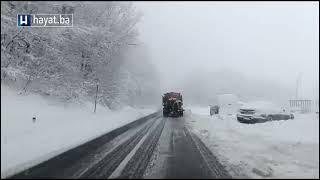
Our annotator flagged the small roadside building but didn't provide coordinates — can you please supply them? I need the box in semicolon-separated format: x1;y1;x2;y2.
216;94;241;115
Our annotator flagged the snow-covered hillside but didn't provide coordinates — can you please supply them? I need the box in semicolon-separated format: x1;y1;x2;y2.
1;84;156;178
186;106;319;178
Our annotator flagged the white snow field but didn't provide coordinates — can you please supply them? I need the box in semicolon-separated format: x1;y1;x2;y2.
1;84;156;178
186;106;319;179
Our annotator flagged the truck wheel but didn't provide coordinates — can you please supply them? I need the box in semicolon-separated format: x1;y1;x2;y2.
163;111;167;117
290;114;294;119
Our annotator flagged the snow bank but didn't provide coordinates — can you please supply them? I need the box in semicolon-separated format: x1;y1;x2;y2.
186;106;319;178
1;84;156;178
185;105;210;116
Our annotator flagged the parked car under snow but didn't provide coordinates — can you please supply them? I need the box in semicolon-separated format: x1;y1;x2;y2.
237;107;294;124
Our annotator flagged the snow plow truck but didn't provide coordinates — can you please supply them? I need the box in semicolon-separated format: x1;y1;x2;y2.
162;92;184;117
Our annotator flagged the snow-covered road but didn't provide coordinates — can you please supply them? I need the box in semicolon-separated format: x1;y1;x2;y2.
1;85;156;178
144;116;230;179
5;111;230;179
3;85;318;179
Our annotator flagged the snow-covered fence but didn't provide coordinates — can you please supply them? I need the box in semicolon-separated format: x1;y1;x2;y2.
289;99;312;113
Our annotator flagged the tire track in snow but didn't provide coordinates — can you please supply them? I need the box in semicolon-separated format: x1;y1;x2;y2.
78;116;160;178
186;127;232;178
7;112;160;179
118;118;167;178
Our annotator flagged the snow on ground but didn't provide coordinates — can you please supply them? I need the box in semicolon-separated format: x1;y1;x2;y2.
184;105;210;116
1;84;156;178
186;106;319;179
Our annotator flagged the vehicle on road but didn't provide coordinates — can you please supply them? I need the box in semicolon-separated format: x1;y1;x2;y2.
237;108;294;124
210;105;220;115
162;92;184;117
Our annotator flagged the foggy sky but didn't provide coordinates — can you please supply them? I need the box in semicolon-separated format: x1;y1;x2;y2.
135;1;319;99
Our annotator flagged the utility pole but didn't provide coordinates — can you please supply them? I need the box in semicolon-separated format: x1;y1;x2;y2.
295;73;302;99
94;78;99;113
94;84;98;113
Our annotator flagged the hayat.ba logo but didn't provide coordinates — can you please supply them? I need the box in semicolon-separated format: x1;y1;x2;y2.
17;14;73;27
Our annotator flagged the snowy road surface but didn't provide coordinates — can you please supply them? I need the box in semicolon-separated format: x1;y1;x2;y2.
1;85;156;178
7;112;230;179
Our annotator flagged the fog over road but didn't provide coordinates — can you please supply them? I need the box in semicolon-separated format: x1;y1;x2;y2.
135;1;319;101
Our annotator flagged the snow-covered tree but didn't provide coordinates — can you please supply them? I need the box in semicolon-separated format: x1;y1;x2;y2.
1;1;158;109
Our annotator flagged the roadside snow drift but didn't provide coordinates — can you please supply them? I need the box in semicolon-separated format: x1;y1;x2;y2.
1;85;156;178
186;106;319;179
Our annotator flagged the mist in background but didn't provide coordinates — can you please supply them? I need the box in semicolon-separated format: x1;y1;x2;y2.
1;1;318;108
135;1;319;105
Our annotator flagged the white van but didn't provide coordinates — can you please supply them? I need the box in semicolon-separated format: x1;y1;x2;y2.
217;94;240;115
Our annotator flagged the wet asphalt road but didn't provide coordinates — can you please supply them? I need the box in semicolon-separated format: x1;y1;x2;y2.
8;112;231;179
166;118;213;178
143;117;231;179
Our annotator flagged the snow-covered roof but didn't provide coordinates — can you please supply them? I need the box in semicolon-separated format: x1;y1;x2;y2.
240;101;280;113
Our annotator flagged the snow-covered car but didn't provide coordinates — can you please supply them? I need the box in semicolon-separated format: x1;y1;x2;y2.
267;113;294;121
237;109;268;123
237;107;294;124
